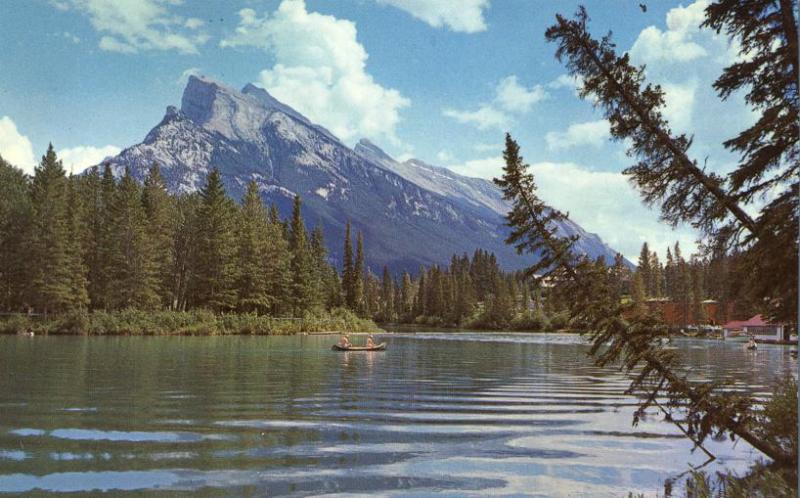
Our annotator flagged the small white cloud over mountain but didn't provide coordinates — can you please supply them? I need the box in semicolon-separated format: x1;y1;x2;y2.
221;0;409;145
444;76;547;130
545;120;610;151
59;145;121;174
0;116;37;174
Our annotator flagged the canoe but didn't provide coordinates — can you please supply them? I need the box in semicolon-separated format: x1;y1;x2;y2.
331;343;386;351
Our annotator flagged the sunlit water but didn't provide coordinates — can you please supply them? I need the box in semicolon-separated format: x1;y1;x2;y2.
0;332;795;496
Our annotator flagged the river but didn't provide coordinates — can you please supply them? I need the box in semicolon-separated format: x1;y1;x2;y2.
0;332;794;496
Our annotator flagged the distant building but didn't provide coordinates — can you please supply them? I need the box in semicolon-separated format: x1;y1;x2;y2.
644;298;732;327
723;314;794;343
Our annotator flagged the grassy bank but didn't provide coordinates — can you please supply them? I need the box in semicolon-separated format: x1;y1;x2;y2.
0;308;380;336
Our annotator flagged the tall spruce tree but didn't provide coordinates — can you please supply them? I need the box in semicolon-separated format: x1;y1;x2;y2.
194;168;238;311
288;195;313;315
342;221;355;309
142;164;174;307
235;180;273;313
353;231;366;315
109;168;159;309
28;145;76;314
0;155;32;311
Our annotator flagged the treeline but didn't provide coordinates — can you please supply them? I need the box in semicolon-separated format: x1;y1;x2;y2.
623;241;757;324
350;249;575;330
0;146;343;317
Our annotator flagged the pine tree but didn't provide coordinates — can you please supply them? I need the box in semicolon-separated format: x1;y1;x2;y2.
342;221;355;309
142;164;174;307
381;266;395;322
28;145;75;314
64;176;89;310
288;195;313;315
309;224;330;309
235;180;273;313
172;194;201;311
353;231;366;315
109;168;159;309
0;155;32;311
400;271;413;317
194;168;238;311
637;243;651;297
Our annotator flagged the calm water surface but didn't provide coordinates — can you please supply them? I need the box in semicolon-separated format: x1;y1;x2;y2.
0;332;795;496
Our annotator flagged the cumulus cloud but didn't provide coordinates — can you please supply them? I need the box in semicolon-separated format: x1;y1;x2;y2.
59;145;121;174
0;116;120;175
58;0;209;54
375;0;489;33
443;75;547;130
630;0;709;63
448;156;697;259
0;116;37;174
545;120;610;151
436;150;454;163
177;67;201;86
221;0;409;144
661;79;698;133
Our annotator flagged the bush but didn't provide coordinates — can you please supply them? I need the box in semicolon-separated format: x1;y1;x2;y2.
0;308;379;336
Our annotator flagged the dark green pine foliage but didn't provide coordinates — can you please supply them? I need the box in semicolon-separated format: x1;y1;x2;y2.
171;194;201;311
309;224;333;309
90;164;118;310
353;231;366;315
342;221;356;309
380;266;395;322
546;3;797;322
194;168;238;311
235;180;274;313
0;155;32;311
142;164;175;307
28;145;79;314
109;168;159;310
288;195;313;315
64;176;90;310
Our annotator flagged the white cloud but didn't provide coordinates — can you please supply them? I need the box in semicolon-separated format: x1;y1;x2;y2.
443;105;510;130
545;120;610;151
443;75;547;130
495;76;547;113
59;145;121;174
177;67;201;86
184;17;204;30
375;0;489;33
435;150;454;163
629;0;709;63
661;80;697;133
448;156;697;259
473;142;501;153
221;0;409;145
59;0;209;54
0;116;37;174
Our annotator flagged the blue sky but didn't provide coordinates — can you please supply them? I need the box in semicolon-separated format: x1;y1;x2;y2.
0;0;754;260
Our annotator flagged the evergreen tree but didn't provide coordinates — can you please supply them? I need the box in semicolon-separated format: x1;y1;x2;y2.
288;195;313;315
342;221;355;309
64;176;89;310
353;231;366;315
235;180;273;313
380;265;395;322
142;164;174;307
28;145;76;314
194;168;238;311
109;168;159;309
637;243;651;297
309;224;330;309
0;155;32;311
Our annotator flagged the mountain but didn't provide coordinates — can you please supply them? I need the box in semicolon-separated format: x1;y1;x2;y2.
98;75;623;273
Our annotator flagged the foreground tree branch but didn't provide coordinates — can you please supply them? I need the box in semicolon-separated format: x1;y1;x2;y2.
494;133;796;466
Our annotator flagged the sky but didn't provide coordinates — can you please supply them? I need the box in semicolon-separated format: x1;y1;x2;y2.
0;0;755;260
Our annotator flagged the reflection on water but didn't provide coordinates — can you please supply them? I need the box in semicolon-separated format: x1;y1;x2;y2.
0;332;794;496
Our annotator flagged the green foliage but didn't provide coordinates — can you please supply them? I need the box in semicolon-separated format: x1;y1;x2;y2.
0;308;376;336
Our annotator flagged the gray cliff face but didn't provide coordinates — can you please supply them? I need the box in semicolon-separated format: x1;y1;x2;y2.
98;75;623;272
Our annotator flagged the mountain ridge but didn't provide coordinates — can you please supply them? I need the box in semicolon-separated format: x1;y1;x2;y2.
96;75;624;272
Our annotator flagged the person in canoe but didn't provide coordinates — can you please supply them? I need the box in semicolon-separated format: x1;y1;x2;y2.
366;334;376;348
336;334;352;349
